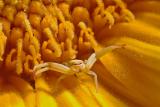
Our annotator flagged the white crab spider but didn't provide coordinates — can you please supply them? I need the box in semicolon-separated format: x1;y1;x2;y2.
33;45;124;91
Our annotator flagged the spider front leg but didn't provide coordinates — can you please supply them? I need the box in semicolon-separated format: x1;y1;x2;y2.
87;70;98;92
34;66;50;76
84;44;125;92
86;45;125;69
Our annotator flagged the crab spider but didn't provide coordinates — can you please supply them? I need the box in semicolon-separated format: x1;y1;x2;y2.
33;45;124;91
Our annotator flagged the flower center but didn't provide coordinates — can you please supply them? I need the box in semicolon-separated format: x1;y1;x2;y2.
0;0;134;83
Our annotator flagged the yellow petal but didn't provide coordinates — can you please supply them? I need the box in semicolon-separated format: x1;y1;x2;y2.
129;1;160;13
39;73;84;107
8;76;35;107
56;89;83;107
35;75;58;107
97;37;160;106
81;80;127;107
1;0;160;107
98;20;160;46
92;86;127;107
36;91;57;107
43;72;127;107
70;74;127;107
0;88;25;107
134;12;160;28
0;76;25;107
117;37;160;71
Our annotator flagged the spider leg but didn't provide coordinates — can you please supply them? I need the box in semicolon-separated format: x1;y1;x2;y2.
33;63;49;71
86;53;97;69
48;62;70;74
87;70;98;92
34;67;50;76
86;45;125;69
54;75;68;92
96;45;125;58
34;62;71;76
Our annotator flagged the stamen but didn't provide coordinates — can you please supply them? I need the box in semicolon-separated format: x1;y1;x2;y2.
58;3;71;20
41;15;58;34
23;32;30;51
106;6;116;13
43;28;62;57
5;49;17;71
0;0;4;10
0;23;7;61
29;45;41;65
24;55;34;74
78;21;87;30
120;9;135;22
78;21;98;49
51;0;57;5
16;39;23;74
103;11;115;29
39;0;50;15
43;27;54;39
0;23;2;30
58;21;77;60
96;0;104;8
113;0;126;9
23;12;33;37
54;5;65;23
30;36;40;54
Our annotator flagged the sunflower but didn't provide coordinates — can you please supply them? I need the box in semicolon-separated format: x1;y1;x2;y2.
0;0;160;107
